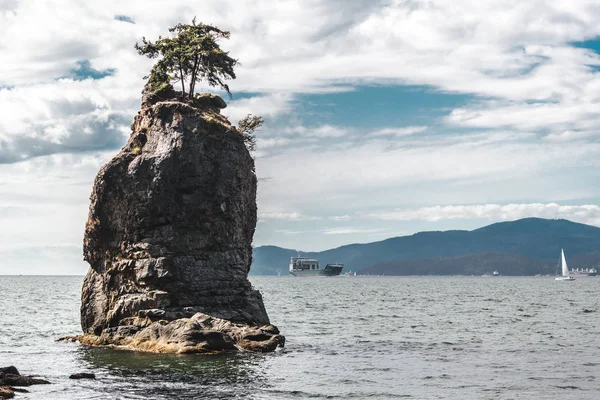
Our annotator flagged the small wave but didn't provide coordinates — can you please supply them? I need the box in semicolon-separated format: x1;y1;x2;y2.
553;385;582;390
422;374;451;380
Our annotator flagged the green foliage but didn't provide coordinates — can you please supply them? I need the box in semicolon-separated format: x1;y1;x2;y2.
237;114;264;152
135;18;237;99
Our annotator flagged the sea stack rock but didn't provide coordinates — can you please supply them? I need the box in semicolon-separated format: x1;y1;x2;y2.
78;85;284;353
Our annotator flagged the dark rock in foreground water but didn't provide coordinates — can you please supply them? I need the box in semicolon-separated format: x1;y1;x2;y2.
0;366;50;399
69;373;96;380
77;86;283;353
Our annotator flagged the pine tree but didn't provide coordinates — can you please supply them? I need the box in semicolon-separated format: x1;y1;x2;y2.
135;18;237;99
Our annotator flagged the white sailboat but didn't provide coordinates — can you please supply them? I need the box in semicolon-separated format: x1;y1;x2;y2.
555;249;575;281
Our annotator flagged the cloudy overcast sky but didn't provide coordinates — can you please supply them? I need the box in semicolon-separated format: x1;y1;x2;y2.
3;0;600;274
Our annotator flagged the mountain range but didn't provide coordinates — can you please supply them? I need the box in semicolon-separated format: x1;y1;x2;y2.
251;218;600;276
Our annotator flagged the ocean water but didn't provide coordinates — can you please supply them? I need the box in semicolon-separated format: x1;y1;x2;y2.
1;275;599;399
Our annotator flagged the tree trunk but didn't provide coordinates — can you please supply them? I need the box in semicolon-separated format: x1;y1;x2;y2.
179;66;185;98
189;56;199;99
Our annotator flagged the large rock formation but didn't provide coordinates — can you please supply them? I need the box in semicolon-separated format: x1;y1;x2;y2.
77;85;283;353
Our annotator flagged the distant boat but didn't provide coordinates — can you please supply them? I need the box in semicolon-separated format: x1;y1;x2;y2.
289;257;343;277
492;270;499;276
568;266;598;277
555;249;575;281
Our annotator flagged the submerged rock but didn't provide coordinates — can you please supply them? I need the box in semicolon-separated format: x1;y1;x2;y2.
78;86;283;353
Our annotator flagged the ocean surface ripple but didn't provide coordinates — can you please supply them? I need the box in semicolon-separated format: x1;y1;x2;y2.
1;276;599;399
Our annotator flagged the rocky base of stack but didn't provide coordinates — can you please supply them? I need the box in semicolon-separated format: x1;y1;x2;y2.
64;312;284;354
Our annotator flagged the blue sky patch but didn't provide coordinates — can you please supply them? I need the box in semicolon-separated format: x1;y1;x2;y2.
70;60;115;80
294;85;471;130
114;15;135;24
571;38;600;71
571;37;600;53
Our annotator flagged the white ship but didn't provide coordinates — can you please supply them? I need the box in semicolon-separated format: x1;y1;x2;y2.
289;257;343;277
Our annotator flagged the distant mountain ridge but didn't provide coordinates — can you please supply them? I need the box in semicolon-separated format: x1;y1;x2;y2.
361;252;600;276
251;218;600;276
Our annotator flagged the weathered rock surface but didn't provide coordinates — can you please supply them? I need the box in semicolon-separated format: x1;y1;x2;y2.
78;85;283;353
74;312;284;354
0;367;50;399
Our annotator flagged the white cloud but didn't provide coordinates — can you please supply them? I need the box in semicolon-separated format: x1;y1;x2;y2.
0;79;134;162
446;98;600;135
0;152;111;273
273;226;390;236
274;229;305;235
544;130;600;142
283;124;349;138
364;203;600;226
4;0;600;162
329;215;352;221
312;125;348;138
224;93;294;124
4;1;600;97
321;227;388;235
257;131;600;205
370;126;427;137
259;212;321;221
256;137;293;149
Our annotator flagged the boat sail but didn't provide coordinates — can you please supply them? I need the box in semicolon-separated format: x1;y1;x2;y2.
555;249;575;281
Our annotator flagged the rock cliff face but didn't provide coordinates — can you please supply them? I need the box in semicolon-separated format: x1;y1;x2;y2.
78;86;283;353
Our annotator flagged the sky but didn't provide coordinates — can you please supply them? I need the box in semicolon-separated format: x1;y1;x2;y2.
3;0;600;274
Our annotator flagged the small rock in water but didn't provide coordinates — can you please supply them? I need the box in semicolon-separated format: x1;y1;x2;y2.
69;373;96;380
0;366;49;399
0;368;19;376
55;336;78;342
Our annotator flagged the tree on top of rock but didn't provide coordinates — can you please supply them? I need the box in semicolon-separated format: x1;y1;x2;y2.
135;18;237;99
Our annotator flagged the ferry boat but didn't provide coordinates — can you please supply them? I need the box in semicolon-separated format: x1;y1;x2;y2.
568;267;598;277
289;257;343;277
